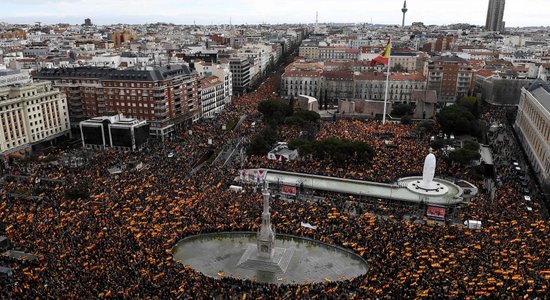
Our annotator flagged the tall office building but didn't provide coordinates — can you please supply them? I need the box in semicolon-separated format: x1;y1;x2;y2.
485;0;505;32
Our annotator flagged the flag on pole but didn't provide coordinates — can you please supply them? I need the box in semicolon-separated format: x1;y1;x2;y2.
370;39;391;66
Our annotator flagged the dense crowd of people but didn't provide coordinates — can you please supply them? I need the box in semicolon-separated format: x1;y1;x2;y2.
0;65;548;299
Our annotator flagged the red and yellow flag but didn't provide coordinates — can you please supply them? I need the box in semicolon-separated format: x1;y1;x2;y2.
370;39;391;66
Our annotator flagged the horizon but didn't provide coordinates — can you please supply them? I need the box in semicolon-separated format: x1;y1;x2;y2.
0;0;548;28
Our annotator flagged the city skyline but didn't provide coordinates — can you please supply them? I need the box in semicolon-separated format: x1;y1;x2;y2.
0;0;548;27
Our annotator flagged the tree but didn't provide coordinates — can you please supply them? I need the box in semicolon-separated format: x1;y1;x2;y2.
457;96;481;118
285;110;320;126
258;99;292;126
401;115;412;125
447;140;481;165
448;148;481;165
463;140;480;152
430;139;450;151
391;103;414;117
247;126;278;155
289;138;375;165
436;105;481;137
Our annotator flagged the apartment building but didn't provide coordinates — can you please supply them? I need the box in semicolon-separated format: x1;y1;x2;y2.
36;65;199;138
427;56;473;103
199;76;225;118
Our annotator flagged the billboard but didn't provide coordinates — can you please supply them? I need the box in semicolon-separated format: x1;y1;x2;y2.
426;206;446;219
281;185;297;196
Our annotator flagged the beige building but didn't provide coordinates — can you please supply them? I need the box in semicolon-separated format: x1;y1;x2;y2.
514;80;550;184
0;81;70;155
299;45;319;60
282;61;426;106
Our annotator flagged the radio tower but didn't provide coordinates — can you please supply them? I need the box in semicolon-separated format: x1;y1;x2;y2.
401;1;408;27
315;11;319;34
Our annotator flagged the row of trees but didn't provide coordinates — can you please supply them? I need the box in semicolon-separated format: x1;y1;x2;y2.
436;96;482;138
288;137;375;165
248;99;321;155
448;140;481;165
257;98;320;127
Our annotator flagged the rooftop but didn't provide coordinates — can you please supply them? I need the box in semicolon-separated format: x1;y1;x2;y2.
528;80;550;113
37;65;193;81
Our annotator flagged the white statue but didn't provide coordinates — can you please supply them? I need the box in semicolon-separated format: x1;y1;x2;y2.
418;153;437;190
422;154;436;184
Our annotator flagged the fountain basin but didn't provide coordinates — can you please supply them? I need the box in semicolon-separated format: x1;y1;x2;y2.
172;232;368;285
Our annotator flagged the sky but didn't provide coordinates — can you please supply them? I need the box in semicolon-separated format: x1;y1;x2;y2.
0;0;548;27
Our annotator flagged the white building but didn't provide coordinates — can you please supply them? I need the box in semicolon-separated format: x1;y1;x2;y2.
210;63;233;104
0;81;70;155
80;114;149;151
514;80;550;184
199;76;225;118
195;61;232;105
0;70;32;87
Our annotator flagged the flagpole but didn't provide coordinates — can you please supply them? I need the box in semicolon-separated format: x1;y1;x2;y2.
382;41;391;125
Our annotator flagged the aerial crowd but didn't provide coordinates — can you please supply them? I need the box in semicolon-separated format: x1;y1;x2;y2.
0;64;548;299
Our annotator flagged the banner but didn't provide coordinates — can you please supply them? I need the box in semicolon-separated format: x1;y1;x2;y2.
300;222;317;230
426;206;446;219
281;185;297;196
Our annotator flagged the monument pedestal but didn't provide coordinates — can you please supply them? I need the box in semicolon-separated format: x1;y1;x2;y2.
237;244;294;273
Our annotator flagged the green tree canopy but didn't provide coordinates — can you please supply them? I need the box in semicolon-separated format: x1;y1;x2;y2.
436;105;481;137
391;103;414;117
289;138;375;165
457;96;481;118
258;99;292;126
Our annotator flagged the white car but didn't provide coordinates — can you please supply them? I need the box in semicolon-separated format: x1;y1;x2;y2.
167;152;174;158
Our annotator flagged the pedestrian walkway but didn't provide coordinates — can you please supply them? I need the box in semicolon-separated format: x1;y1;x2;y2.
242;169;465;206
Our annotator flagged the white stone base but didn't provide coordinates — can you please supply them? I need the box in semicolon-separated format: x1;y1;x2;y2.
236;244;294;273
406;179;449;196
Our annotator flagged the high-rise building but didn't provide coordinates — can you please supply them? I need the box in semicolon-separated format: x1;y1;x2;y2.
485;0;506;32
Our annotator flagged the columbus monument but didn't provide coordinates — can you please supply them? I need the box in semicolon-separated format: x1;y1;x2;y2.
237;191;294;273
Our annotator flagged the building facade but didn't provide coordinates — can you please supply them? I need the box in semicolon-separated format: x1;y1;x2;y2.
514;80;550;184
281;67;426;107
318;47;359;61
199;76;225;118
0;70;33;87
80;114;149;151
36;65;200;138
0;81;70;155
427;56;473;103
486;0;506;32
299;45;319;60
229;57;251;95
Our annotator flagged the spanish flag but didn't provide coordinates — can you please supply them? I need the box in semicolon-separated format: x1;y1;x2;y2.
370;39;391;66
